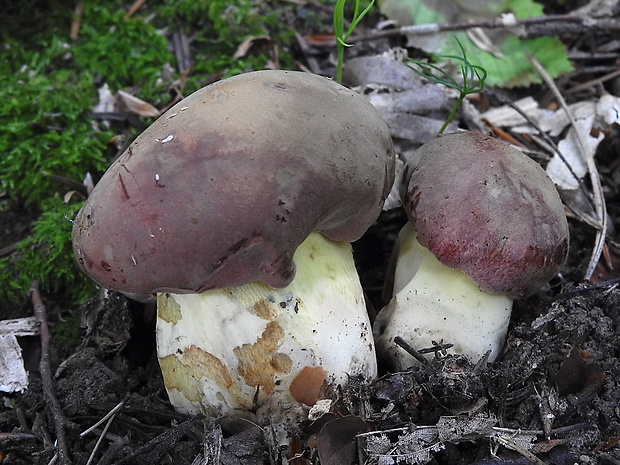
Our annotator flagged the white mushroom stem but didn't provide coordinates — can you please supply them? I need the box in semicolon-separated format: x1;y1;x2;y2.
156;232;377;430
374;224;513;369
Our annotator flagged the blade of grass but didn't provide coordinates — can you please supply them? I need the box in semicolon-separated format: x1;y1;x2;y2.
333;0;375;83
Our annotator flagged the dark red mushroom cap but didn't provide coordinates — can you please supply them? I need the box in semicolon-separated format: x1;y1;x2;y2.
72;70;395;295
404;132;569;299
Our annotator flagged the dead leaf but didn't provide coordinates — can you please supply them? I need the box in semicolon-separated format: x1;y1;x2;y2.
0;317;40;393
93;83;116;114
317;416;366;465
308;399;332;421
289;435;311;464
596;93;620;125
548;122;603;190
343;54;455;147
63;190;83;203
234;35;269;59
530;437;570;454
481;96;549;129
117;90;160;117
304;34;336;46
93;84;160;119
360;425;442;464
556;348;605;396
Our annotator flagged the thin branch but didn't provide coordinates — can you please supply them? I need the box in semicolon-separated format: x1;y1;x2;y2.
83;399;126;465
115;415;204;464
0;432;38;441
123;0;148;21
69;1;84;40
394;336;430;365
565;67;620;95
30;281;72;464
495;435;547;465
343;14;620;45
526;54;607;281
80;397;127;438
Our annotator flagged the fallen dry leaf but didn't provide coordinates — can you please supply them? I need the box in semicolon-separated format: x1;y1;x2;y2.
317;416;366;465
117;90;160;117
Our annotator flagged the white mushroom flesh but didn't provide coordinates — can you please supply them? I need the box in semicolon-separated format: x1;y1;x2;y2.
374;223;513;369
157;232;377;425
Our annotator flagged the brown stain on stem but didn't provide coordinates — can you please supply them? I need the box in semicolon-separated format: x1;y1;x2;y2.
159;345;235;403
233;321;293;395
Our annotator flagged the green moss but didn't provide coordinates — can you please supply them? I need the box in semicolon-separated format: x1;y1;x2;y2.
0;61;110;205
0;199;96;305
72;2;173;103
153;0;296;93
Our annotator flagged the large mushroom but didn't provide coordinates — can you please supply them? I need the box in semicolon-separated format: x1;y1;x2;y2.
374;132;569;369
72;70;394;433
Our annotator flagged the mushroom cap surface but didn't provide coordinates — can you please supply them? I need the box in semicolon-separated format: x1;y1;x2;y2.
404;132;568;299
72;70;395;294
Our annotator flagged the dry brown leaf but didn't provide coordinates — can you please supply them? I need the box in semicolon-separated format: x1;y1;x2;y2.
117;90;160;117
233;35;273;59
317;416;366;465
556;347;605;396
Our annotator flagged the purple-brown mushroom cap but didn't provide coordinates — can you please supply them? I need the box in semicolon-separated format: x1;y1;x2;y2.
72;70;395;295
404;132;569;299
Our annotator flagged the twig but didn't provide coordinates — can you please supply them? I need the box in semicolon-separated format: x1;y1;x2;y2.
171;30;192;75
70;1;84;40
95;433;130;465
115;415;204;464
0;243;17;257
343;14;620;45
80;398;127;438
526;54;607;281
123;0;148;21
82;398;127;465
495;435;547;465
553;277;620;301
30;281;72;464
0;432;37;441
565;67;620;95
417;343;454;355
393;336;429;364
40;171;88;193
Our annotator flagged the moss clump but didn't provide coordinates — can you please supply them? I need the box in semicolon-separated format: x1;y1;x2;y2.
154;0;296;93
0;51;110;205
0;199;96;305
71;2;173;103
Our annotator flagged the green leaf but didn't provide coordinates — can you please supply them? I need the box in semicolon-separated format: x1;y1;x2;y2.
441;32;572;87
379;0;572;87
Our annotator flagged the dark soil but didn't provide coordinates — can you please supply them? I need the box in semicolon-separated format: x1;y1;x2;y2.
2;2;620;464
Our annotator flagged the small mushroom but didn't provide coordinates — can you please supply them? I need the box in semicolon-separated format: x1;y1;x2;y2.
73;70;394;433
374;132;568;368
